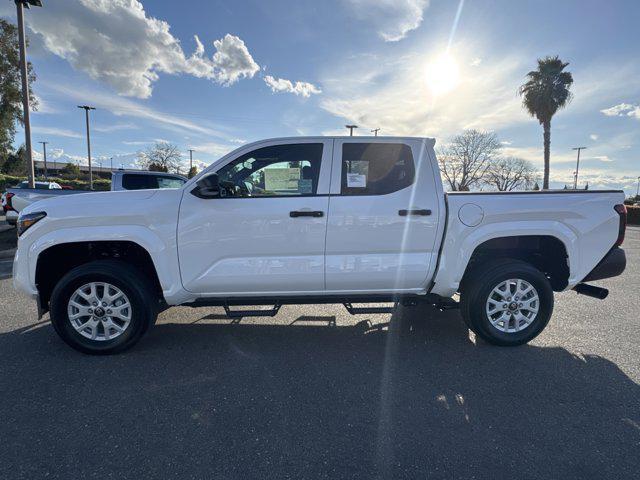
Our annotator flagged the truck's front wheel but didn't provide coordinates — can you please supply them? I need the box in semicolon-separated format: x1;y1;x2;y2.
460;259;554;346
49;260;158;355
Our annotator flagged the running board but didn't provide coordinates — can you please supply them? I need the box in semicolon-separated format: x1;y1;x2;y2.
343;302;398;315
223;304;282;318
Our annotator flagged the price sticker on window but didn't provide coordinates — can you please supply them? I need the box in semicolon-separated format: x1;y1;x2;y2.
346;173;366;188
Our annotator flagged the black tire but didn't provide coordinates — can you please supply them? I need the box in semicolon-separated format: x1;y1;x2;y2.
50;259;158;355
460;259;554;346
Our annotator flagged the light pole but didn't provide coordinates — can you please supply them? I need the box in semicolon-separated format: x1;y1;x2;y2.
16;0;43;188
188;148;195;172
345;125;358;136
78;105;96;189
110;156;113;171
38;141;48;179
371;128;380;137
572;146;587;189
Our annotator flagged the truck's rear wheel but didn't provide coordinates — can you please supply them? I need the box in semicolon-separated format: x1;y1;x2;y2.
50;260;158;355
460;259;554;346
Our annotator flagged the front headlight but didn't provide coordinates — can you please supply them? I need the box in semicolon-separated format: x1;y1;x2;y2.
17;211;47;236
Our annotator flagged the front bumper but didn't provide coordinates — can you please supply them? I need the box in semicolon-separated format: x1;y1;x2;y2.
583;247;626;282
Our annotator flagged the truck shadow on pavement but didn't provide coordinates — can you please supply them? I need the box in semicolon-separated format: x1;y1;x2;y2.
1;305;639;479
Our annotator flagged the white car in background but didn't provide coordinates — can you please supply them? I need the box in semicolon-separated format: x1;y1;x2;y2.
2;181;62;226
2;171;186;225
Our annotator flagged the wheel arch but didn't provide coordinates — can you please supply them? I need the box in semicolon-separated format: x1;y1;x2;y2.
461;235;570;291
430;222;577;297
35;240;164;312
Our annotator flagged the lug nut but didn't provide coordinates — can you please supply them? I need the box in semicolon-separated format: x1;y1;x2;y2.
88;308;93;313
519;303;523;308
107;309;112;314
503;304;508;309
102;302;107;307
93;302;98;306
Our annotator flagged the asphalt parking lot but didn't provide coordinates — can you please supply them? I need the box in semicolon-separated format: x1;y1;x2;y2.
0;226;638;479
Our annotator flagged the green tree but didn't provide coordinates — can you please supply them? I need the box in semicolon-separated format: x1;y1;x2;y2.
148;162;168;172
0;19;37;157
60;162;81;178
1;145;26;175
518;56;573;190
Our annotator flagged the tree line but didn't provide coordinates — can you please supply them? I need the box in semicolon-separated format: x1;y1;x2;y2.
438;129;539;191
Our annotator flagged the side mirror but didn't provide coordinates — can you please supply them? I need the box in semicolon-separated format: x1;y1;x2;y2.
191;174;220;199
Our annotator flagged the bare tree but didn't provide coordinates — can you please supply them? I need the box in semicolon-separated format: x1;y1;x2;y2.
137;142;182;173
486;156;538;191
438;129;501;191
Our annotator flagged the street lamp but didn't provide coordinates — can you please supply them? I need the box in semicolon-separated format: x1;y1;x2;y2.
345;125;358;136
38;141;48;179
15;0;43;188
572;147;587;189
78;105;96;189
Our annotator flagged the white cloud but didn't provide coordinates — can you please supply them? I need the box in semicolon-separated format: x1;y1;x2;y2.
25;1;259;98
46;81;229;139
320;51;527;138
31;126;83;139
470;58;482;67
208;34;260;86
264;75;322;97
344;0;429;42
590;134;599;141
94;123;138;133
600;103;640;119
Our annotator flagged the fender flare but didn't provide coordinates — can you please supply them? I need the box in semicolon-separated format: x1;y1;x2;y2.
28;225;183;301
430;221;577;297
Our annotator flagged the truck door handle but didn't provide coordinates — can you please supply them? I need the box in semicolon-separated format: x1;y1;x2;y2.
290;210;324;218
399;209;431;216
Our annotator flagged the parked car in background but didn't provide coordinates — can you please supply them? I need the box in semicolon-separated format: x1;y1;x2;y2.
2;171;187;225
2;181;62;226
12;136;627;354
110;170;187;191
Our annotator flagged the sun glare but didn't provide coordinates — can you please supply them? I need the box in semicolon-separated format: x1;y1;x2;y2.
426;53;461;95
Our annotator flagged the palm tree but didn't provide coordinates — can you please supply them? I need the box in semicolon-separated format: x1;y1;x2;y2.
518;56;573;189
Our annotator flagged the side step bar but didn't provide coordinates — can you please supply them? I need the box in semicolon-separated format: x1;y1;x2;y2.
343;302;398;315
223;304;282;318
573;283;609;300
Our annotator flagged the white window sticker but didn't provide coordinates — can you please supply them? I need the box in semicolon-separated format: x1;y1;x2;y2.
264;167;300;191
347;173;367;188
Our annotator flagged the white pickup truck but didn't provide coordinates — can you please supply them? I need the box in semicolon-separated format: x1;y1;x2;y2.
13;137;627;354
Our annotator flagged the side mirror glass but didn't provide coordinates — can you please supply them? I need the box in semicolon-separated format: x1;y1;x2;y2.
192;174;220;199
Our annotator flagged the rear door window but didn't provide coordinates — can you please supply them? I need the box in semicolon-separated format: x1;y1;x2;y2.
341;143;415;196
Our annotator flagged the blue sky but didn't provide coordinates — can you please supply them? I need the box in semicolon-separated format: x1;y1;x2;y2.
1;0;639;194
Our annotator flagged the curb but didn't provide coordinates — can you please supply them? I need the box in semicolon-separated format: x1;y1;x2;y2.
0;248;16;260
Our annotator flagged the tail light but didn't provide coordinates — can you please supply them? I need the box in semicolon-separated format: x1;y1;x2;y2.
614;204;627;246
2;192;15;212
